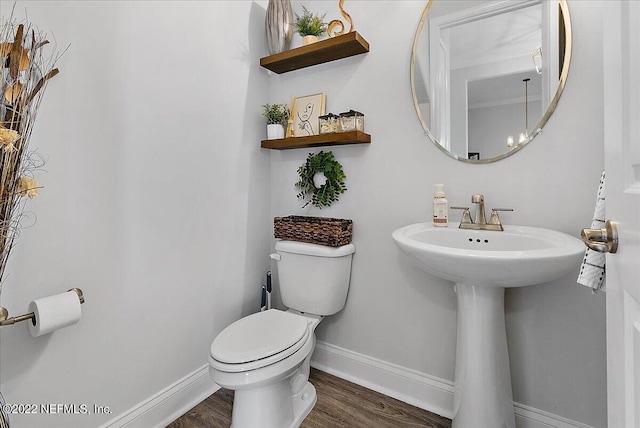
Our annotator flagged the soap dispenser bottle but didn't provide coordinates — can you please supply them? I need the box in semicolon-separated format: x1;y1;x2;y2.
433;184;448;227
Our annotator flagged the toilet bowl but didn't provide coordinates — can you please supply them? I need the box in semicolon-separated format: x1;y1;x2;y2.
209;309;321;428
208;240;355;428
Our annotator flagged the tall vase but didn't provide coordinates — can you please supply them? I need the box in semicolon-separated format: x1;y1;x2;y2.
265;0;293;55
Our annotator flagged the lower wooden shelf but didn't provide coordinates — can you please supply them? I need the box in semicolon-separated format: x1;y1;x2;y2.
261;131;371;150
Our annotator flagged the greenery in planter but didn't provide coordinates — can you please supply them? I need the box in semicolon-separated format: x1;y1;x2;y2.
295;151;346;208
262;103;290;128
294;6;327;37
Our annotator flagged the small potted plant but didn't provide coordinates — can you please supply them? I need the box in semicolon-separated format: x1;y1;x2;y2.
262;103;290;140
294;6;327;45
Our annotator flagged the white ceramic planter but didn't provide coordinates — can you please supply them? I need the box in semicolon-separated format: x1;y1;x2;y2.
267;124;285;140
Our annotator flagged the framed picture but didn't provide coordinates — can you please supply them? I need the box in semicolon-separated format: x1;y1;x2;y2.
291;93;326;137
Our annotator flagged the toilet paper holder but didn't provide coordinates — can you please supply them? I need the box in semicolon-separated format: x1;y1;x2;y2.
0;288;85;327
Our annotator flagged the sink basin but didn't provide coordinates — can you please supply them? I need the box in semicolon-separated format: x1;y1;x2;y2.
392;222;585;428
392;223;584;287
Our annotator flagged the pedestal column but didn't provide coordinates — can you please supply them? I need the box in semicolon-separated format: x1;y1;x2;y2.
453;284;516;428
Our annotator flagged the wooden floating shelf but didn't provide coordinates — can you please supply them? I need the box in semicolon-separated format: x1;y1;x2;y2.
261;131;371;150
260;31;369;74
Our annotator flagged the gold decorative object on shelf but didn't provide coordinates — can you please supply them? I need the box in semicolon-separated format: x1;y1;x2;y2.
286;116;295;138
328;0;354;37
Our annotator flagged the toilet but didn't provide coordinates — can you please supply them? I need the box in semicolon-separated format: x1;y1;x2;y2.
209;240;355;428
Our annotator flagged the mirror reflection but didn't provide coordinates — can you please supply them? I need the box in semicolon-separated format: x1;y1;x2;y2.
411;0;571;163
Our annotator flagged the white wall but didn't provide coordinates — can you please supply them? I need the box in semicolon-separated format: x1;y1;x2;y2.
0;1;271;427
269;1;606;427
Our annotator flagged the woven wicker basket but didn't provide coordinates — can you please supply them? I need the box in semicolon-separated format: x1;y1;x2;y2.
274;216;353;247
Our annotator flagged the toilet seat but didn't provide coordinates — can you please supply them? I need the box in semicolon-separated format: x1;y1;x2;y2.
210;310;310;373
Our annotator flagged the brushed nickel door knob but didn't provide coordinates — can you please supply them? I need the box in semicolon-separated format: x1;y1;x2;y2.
581;220;618;254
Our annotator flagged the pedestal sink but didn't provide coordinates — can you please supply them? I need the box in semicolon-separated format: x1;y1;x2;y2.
392;223;584;428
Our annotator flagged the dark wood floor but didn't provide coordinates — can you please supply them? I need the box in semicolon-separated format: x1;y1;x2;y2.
167;368;451;428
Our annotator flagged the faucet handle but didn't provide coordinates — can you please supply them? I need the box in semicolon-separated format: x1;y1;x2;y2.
451;206;473;224
488;208;513;229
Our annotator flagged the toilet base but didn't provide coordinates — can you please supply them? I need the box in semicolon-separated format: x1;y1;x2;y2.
291;381;317;428
230;380;316;428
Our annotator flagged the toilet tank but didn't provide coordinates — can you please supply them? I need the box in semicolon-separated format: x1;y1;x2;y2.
273;240;355;316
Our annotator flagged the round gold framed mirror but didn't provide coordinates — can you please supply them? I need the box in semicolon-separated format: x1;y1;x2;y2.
411;0;572;163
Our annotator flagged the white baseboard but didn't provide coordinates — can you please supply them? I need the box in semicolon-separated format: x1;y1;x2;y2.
311;340;594;428
99;343;594;428
513;403;595;428
100;364;218;428
310;340;455;419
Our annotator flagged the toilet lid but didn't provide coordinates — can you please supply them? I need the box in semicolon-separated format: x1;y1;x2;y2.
210;310;308;365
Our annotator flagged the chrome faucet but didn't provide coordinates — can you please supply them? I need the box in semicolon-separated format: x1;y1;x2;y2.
452;194;513;231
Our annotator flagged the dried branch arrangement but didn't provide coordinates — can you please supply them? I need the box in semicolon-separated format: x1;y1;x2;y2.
0;14;61;289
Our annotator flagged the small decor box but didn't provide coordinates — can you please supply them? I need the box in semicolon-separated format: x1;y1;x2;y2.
319;113;340;134
274;216;353;247
339;110;364;132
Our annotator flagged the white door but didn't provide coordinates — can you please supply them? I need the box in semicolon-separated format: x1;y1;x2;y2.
602;2;640;427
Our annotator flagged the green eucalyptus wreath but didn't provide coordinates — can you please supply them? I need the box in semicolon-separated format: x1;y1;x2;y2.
295;151;346;208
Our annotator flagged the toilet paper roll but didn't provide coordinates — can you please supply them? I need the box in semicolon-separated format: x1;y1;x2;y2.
28;291;82;337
